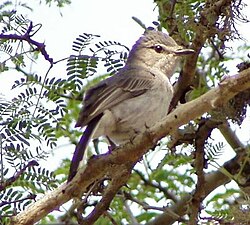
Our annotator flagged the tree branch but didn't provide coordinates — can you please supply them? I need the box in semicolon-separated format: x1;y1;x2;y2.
80;164;133;225
134;169;178;202
0;22;53;64
189;120;219;224
218;121;245;151
168;0;234;110
0;160;39;191
10;68;250;225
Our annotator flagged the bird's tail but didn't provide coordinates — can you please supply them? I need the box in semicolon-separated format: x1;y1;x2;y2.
67;114;103;182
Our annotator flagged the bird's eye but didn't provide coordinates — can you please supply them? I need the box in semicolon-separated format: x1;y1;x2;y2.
154;45;163;53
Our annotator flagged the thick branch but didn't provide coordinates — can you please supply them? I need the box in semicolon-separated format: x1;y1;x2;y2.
218;122;245;151
11;68;250;225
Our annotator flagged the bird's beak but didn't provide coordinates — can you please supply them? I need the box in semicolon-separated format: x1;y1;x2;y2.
174;48;195;55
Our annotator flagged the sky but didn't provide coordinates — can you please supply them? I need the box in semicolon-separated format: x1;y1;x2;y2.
29;0;159;63
1;0;250;167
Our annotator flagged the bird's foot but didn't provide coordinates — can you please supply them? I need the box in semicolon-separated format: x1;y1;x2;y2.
108;144;116;152
107;136;117;153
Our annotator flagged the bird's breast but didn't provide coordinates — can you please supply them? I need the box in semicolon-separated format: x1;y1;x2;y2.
106;78;173;144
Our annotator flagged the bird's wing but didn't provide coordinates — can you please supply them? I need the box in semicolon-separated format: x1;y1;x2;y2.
75;67;156;127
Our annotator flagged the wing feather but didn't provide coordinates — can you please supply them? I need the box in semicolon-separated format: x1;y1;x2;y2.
75;67;156;127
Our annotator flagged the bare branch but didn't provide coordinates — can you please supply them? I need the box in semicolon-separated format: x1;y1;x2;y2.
189;120;219;224
0;22;53;64
103;211;119;225
0;160;39;192
218;122;245;151
134;169;177;202
123;192;184;223
123;199;140;225
81;164;133;225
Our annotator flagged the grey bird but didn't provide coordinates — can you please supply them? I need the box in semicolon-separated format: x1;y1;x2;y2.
68;30;194;182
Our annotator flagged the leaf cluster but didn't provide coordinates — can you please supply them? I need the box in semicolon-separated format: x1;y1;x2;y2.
0;8;41;73
42;0;71;8
67;33;129;84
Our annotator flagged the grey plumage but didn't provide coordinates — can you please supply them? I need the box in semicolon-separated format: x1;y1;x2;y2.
68;30;194;182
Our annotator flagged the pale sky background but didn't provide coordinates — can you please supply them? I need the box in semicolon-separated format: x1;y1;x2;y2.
1;0;250;182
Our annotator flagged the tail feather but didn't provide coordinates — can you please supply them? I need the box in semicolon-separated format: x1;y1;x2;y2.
67;114;103;182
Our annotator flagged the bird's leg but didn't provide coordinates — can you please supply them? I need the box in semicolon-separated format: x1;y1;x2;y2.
106;136;117;152
128;129;141;145
144;122;150;129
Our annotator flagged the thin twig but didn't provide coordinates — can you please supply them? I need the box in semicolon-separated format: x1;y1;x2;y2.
0;22;53;64
0;193;36;208
134;169;177;202
0;135;3;183
103;211;119;225
123;199;140;225
32;63;53;118
123;191;184;222
0;160;39;191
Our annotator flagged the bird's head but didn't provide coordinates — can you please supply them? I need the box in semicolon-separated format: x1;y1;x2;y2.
127;30;195;77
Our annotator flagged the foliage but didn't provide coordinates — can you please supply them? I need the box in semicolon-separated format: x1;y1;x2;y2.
0;5;59;224
42;0;71;8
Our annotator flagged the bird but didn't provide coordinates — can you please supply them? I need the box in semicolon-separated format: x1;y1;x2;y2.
67;30;194;182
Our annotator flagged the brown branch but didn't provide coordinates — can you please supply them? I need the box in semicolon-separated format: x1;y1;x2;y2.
124;191;155;210
10;68;250;225
124;191;167;212
123;191;185;223
189;119;219;224
0;22;53;64
0;160;39;191
168;0;234;111
80;164;132;225
134;169;178;202
103;211;119;225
